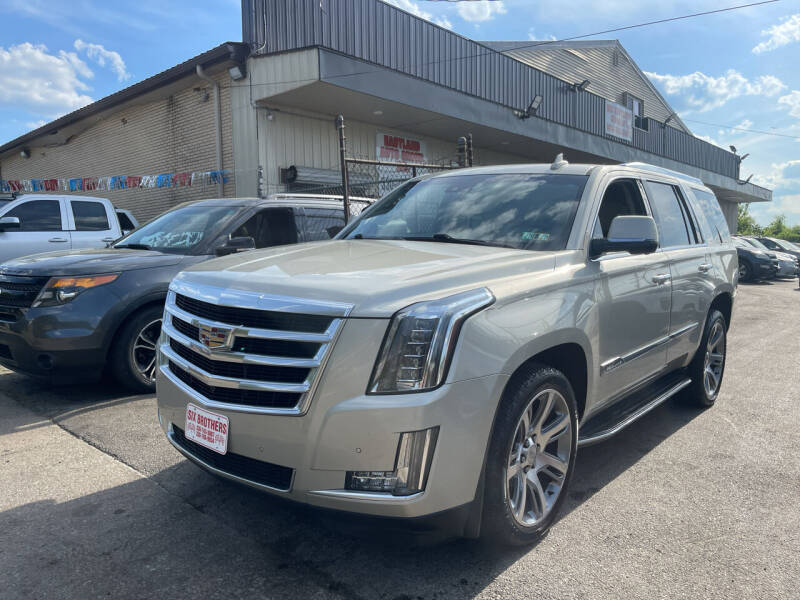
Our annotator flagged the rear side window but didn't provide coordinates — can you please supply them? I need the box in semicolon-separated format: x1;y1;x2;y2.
231;207;299;248
302;208;346;241
690;189;731;243
71;201;110;231
116;211;136;231
645;182;691;248
6;200;62;231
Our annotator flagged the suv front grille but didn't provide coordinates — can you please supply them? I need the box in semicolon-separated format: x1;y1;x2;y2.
171;426;294;491
0;273;49;308
161;286;351;414
175;293;333;333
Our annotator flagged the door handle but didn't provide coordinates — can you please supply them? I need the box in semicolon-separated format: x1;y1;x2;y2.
698;263;713;273
48;237;69;243
653;273;671;285
101;237;116;243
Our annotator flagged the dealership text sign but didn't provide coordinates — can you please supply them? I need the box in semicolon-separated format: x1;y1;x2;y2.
377;133;426;163
604;101;633;142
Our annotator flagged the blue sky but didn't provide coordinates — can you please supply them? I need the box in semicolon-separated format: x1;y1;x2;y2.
1;0;798;225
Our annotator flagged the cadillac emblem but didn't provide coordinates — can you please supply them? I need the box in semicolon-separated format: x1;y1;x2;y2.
198;324;232;350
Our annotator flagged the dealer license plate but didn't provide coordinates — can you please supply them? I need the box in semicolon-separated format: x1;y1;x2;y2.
185;403;229;455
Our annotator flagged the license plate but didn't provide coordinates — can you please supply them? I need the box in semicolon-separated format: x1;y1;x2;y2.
185;403;229;455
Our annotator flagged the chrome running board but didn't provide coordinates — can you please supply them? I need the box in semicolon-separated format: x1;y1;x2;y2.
578;377;692;447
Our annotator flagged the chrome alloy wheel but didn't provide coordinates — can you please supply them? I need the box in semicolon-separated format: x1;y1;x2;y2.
703;320;725;398
506;388;573;527
132;318;162;383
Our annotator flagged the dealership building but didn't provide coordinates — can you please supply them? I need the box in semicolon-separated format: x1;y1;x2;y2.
0;0;771;228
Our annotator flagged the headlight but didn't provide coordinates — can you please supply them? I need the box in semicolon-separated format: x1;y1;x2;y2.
369;288;494;393
33;274;119;307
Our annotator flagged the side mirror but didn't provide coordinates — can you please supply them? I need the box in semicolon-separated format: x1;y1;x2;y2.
590;215;659;258
215;236;256;257
0;216;21;231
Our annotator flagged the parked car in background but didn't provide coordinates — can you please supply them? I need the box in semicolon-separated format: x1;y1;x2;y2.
732;236;777;281
156;161;736;545
756;236;800;262
737;236;798;278
0;194;130;263
115;208;139;235
0;194;371;392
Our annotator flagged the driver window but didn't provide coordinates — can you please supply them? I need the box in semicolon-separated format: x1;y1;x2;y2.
593;179;647;239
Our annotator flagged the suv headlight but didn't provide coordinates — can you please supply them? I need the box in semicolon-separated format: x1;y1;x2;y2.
368;288;494;393
33;274;119;307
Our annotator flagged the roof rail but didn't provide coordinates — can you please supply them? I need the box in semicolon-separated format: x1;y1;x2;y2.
622;162;705;187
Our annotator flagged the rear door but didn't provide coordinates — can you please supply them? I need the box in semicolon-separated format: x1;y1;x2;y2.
68;199;118;250
0;198;69;262
644;180;713;365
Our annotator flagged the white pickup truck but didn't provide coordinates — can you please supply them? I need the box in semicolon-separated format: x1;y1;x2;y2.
0;194;138;264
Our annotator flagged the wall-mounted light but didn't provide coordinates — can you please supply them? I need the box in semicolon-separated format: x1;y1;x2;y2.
738;174;753;185
569;79;590;92
516;94;543;120
20;148;30;159
228;64;246;81
662;113;676;128
740;153;750;161
729;145;737;154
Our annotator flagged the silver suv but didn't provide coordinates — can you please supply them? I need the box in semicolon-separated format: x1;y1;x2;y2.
156;160;736;545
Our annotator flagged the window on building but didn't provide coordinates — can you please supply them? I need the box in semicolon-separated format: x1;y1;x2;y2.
6;200;62;232
645;182;691;247
593;178;648;239
624;93;648;131
302;208;346;241
71;200;110;231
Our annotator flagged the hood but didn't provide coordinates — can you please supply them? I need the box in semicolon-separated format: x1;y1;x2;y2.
176;239;559;317
0;248;185;276
773;251;796;262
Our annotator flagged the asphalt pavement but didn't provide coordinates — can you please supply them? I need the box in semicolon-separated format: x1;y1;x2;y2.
1;279;799;599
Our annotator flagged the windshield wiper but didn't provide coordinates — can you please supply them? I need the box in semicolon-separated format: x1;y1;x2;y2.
115;243;151;250
403;233;514;249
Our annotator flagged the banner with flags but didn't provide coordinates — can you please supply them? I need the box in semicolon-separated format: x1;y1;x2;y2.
0;169;230;193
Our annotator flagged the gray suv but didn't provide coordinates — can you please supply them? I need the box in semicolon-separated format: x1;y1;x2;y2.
156;160;736;545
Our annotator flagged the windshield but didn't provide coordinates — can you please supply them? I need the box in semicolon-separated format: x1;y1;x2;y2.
774;238;800;251
114;204;240;254
341;173;589;250
733;237;751;249
743;237;768;250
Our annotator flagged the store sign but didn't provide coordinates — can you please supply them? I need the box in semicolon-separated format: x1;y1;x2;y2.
376;133;426;164
604;101;633;142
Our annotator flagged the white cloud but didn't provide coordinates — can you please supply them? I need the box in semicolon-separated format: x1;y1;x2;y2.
778;91;800;118
645;69;787;112
74;39;130;81
457;1;506;22
382;0;452;29
527;28;556;42
25;119;48;130
0;42;93;117
752;13;800;54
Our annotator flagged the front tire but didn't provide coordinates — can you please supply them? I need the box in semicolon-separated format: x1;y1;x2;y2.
738;260;753;282
684;309;727;407
111;305;163;393
482;364;578;546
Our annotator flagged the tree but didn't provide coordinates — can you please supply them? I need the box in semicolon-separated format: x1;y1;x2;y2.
737;204;762;236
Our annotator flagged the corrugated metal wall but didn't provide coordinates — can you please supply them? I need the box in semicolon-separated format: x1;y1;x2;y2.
0;71;235;223
242;0;739;180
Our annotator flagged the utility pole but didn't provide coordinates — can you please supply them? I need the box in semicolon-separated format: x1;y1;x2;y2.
336;115;350;223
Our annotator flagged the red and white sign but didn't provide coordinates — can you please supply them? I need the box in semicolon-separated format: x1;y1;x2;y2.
604;100;633;142
376;132;426;164
185;403;229;455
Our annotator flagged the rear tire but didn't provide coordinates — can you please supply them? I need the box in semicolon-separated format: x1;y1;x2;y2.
111;305;163;393
482;364;578;546
683;309;727;408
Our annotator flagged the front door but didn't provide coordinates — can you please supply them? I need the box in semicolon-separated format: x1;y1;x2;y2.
0;198;69;263
589;177;672;405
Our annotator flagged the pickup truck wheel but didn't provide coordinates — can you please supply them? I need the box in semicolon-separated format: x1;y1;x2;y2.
111;306;163;393
482;365;578;546
684;310;727;407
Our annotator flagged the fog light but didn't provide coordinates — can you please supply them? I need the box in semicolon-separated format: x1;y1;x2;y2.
346;427;439;496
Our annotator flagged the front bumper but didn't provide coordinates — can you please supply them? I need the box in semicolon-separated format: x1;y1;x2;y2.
0;288;119;380
156;317;508;520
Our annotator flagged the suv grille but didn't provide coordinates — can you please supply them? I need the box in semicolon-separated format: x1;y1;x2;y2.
171;426;294;491
0;273;49;308
161;286;351;414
